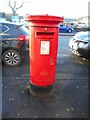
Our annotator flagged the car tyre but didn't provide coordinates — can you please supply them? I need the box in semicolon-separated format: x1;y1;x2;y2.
2;50;22;66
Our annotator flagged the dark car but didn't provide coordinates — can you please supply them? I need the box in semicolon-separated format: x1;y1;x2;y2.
0;21;29;66
59;24;73;33
69;31;90;60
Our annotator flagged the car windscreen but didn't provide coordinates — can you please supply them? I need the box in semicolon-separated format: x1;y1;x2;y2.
17;25;29;35
0;24;9;34
3;23;29;37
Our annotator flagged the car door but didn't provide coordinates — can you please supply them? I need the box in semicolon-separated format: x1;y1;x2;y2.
0;24;2;61
0;24;9;60
60;25;67;32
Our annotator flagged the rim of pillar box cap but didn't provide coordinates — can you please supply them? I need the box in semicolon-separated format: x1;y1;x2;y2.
24;14;64;23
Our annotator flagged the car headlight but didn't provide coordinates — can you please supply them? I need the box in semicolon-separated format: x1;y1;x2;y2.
78;43;84;48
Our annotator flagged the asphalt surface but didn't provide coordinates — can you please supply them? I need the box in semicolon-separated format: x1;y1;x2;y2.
1;35;89;119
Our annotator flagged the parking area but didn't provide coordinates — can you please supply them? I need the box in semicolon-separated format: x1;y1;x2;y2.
2;35;89;119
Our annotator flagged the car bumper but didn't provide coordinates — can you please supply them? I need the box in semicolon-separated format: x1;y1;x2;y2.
69;39;78;50
69;39;82;56
77;48;89;58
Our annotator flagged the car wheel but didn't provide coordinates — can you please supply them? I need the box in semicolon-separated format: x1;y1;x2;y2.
68;29;72;33
2;50;22;66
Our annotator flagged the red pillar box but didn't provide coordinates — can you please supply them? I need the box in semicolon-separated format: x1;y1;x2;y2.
25;15;64;97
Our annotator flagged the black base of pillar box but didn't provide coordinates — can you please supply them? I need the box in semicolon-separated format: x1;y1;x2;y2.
30;83;55;98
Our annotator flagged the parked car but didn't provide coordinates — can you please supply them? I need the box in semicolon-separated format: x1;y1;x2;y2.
59;24;73;33
69;31;90;60
76;24;90;31
0;21;29;66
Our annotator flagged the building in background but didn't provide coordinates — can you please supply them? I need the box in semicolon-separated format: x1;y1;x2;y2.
62;18;78;28
0;12;6;21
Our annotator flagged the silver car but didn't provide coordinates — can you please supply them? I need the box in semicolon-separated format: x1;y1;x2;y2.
69;31;90;60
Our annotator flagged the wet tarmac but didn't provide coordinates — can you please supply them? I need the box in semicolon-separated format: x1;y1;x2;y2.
1;36;89;119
